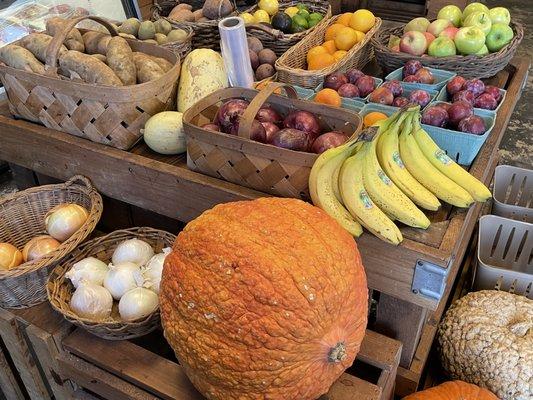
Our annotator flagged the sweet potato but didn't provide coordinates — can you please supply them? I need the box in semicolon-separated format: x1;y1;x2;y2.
0;44;45;74
82;31;107;54
19;33;67;63
132;52;164;83
106;37;136;85
59;50;123;86
91;54;107;63
97;36;112;55
46;17;85;52
152;56;173;72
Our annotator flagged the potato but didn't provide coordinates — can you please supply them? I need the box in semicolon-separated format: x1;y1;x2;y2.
151;56;173;72
143;39;158;44
247;37;263;53
155;33;168;45
91;54;107;63
168;9;194;22
154;19;172;35
166;29;188;43
175;3;193;10
82;31;107;54
118;18;141;36
255;63;275;81
258;48;277;66
19;33;67;63
193;9;204;21
0;44;45;74
138;21;156;40
97;36;112;55
46;17;85;52
197;17;209;22
106;37;136;85
202;0;234;20
133;52;165;83
59;50;122;86
119;33;136;39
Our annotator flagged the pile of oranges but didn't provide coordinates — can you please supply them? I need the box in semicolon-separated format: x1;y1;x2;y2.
307;9;376;70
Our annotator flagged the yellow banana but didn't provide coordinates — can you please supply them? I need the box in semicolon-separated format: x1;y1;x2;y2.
377;114;441;211
340;147;403;245
332;162;343;203
362;138;430;229
411;119;492;202
309;142;363;237
398;116;475;208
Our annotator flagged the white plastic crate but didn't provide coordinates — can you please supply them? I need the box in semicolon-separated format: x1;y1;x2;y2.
493;165;533;223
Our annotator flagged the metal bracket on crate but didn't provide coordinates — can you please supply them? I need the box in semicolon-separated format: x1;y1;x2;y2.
411;260;449;301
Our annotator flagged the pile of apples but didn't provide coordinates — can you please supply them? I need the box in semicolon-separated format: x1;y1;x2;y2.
395;2;514;57
443;75;503;110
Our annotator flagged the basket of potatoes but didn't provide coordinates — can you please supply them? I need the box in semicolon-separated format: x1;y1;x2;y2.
152;0;237;50
116;17;193;59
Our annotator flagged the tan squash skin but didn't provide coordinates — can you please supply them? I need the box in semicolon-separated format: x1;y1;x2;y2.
160;197;368;400
403;380;499;400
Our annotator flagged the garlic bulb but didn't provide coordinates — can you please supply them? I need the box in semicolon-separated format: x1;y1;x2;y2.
65;257;109;288
111;239;154;266
45;203;89;242
70;281;113;321
0;242;23;270
119;287;159;322
103;262;142;300
142;248;171;294
22;235;60;262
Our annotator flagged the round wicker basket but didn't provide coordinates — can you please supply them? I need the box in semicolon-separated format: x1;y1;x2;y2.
371;22;524;79
160;23;194;59
0;176;102;309
47;227;176;340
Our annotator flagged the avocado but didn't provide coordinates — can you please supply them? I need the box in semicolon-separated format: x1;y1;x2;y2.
291;14;308;30
271;12;292;34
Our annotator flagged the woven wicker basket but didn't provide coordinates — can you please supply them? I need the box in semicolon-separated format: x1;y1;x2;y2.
0;16;180;151
371;22;524;79
152;0;237;50
183;82;362;199
244;0;332;57
48;227;176;340
0;176;102;309
159;23;194;59
275;17;382;89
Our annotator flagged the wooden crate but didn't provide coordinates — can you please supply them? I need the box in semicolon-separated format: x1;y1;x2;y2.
0;334;26;400
57;328;401;400
0;56;529;396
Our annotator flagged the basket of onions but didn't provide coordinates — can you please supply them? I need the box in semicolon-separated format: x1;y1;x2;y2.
47;227;176;340
0;176;102;309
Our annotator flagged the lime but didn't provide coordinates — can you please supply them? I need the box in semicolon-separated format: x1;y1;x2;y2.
291;14;308;29
297;8;310;19
291;20;307;33
284;6;299;18
309;12;323;21
296;3;308;11
258;0;279;16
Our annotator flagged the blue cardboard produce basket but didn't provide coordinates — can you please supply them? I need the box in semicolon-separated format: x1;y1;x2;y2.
436;85;507;113
385;66;456;91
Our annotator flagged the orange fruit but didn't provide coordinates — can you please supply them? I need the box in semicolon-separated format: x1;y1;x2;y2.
337;12;353;27
363;112;387;127
314;88;342;107
349;9;376;33
334;27;358;51
307;53;336;70
322;40;337;54
324;23;345;41
307;45;328;64
333;50;347;61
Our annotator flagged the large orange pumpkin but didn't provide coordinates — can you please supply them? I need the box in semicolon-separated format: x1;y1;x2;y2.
403;380;499;400
160;197;368;400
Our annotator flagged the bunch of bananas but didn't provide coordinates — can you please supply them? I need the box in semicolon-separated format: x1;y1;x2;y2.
309;107;491;245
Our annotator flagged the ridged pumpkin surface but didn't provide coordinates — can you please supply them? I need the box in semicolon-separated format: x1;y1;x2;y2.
403;380;499;399
160;197;368;400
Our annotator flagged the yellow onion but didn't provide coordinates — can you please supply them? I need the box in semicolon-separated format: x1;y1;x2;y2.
45;203;89;242
22;235;61;262
0;242;23;270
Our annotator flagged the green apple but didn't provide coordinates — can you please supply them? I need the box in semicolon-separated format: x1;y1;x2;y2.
428;36;457;57
454;26;486;54
462;2;490;20
475;44;489;55
437;5;462;27
486;23;514;52
404;17;430;34
463;11;492;35
489;7;511;25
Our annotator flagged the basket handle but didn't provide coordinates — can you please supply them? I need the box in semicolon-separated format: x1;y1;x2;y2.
44;16;120;71
245;24;284;39
237;82;297;139
64;175;94;190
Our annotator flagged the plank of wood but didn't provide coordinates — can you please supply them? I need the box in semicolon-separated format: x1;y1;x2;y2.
9;163;38;189
72;389;101;400
0;338;25;400
358;330;402;372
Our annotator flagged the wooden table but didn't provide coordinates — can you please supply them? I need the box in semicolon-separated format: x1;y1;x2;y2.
0;56;529;395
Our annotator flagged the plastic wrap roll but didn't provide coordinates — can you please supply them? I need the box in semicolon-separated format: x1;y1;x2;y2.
218;17;254;88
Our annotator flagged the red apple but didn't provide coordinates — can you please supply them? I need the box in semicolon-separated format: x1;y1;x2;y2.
446;76;466;96
400;31;428;56
439;26;459;40
345;69;365;84
409;89;431;108
392;96;411;107
404;75;421;83
458;115;486;135
447;101;473;127
324;72;349;91
403;60;423;77
421;105;449;127
474;93;498;110
423;32;436;46
452;90;475;105
338;83;360;98
414;68;435;84
483;85;502;102
462;79;485;97
382;80;403;97
369;87;394;105
355;75;376;97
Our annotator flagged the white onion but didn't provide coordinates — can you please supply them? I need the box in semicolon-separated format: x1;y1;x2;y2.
111;239;154;266
119;287;159;322
141;248;171;294
70;281;113;321
22;235;61;262
65;257;109;288
0;242;23;270
45;203;89;242
103;262;142;300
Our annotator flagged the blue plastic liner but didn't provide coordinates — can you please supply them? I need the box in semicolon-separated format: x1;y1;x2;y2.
315;76;383;102
367;84;439;110
385;67;456;91
421;102;496;166
436;85;507;113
